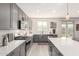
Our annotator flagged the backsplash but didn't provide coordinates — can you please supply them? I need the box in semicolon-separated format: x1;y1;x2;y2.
0;30;17;46
0;29;32;47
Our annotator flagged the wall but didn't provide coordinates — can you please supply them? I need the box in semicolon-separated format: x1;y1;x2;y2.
31;18;62;37
73;20;79;40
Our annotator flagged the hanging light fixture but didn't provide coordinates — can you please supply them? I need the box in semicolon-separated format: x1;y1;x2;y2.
66;3;70;20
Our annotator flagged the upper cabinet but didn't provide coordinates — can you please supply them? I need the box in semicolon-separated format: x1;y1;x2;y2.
18;7;23;21
0;3;19;30
18;8;26;30
11;4;19;29
21;11;27;29
22;11;26;21
0;3;32;30
26;17;32;30
0;3;11;30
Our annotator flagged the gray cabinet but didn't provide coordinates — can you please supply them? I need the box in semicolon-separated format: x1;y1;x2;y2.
18;8;27;29
18;7;22;20
7;46;20;56
0;3;11;30
22;12;26;21
48;40;63;56
13;46;20;56
0;3;29;30
39;35;48;42
33;35;48;42
7;41;26;56
33;35;39;42
28;18;32;30
0;3;32;30
26;37;33;55
20;42;26;56
0;3;19;30
52;45;63;56
11;4;19;29
7;51;15;56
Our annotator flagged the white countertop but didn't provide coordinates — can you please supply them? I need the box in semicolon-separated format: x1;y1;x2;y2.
48;38;79;56
0;40;26;56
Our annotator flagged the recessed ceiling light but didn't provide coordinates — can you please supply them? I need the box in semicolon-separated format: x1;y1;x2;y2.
52;10;56;13
57;3;64;6
77;10;79;13
40;3;46;6
36;9;40;13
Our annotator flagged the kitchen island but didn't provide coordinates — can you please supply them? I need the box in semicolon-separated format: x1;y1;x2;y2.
48;38;79;56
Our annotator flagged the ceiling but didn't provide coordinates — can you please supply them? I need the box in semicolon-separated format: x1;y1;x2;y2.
17;3;79;18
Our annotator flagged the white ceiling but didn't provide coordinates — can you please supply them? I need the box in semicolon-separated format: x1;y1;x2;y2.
17;3;79;18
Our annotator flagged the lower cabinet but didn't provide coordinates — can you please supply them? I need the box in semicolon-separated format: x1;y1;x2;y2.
33;35;48;42
26;39;33;55
33;35;39;42
7;42;26;56
20;42;26;56
7;46;20;56
48;40;63;56
14;46;20;56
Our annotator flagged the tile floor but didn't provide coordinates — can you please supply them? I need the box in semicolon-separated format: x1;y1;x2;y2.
27;43;49;56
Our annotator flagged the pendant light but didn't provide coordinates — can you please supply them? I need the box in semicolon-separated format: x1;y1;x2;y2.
66;3;70;20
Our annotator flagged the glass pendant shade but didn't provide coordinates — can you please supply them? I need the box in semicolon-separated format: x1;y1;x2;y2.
66;13;70;20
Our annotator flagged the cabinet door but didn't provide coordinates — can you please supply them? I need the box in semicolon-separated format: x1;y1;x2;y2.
48;41;53;56
20;42;26;56
52;46;58;56
18;8;23;29
18;7;22;20
42;35;48;42
33;35;39;42
38;35;42;42
52;44;63;56
7;51;15;56
13;46;20;56
11;4;19;29
22;12;26;21
0;3;11;29
7;46;20;56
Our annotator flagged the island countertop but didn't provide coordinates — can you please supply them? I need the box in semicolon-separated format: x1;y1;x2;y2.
48;38;79;56
0;40;26;56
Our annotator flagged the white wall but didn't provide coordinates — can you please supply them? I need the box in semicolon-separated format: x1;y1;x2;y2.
73;20;79;40
32;18;62;37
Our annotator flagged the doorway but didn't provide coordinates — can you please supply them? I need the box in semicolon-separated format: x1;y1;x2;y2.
61;20;73;39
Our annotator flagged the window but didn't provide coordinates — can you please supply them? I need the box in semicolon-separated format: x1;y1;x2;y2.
37;21;48;34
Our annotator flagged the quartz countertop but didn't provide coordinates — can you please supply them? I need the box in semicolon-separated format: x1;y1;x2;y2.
0;40;26;56
48;38;79;56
